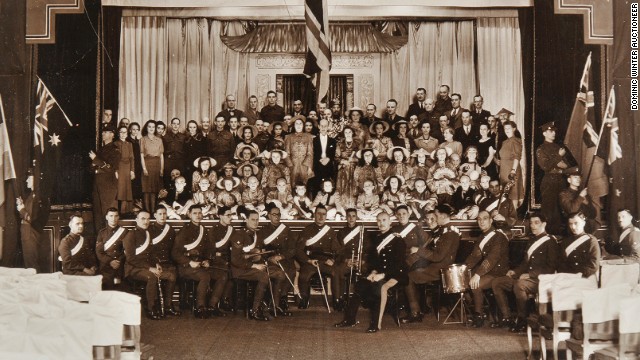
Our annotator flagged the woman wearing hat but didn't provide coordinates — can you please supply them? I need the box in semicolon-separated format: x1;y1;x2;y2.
265;121;287;151
237;162;261;193
391;120;416;153
353;145;384;194
216;176;242;215
335;126;361;208
384;146;414;189
261;148;291;193
411;148;432;184
235;125;260;156
284;116;314;187
191;156;218;193
369;120;393;174
347;107;369;145
427;147;458;204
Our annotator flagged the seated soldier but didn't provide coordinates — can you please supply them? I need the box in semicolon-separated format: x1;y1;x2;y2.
293;182;314;219
95;208;126;290
478;179;517;229
558;211;600;279
491;212;558;332
403;204;460;323
333;208;366;311
266;177;297;220
464;210;509;328
603;209;640;262
192;178;217;219
241;175;266;216
149;206;180;316
451;175;479;220
159;176;193;219
356;180;382;221
58;214;97;276
407;178;437;221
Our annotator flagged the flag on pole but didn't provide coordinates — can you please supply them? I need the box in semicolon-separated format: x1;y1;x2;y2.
564;52;609;199
303;0;331;103
0;94;17;210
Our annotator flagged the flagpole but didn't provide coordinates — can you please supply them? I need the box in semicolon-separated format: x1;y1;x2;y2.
36;77;74;127
582;85;615;188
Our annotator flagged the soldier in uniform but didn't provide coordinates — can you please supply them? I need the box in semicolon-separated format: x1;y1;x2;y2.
16;168;50;272
535;121;570;235
58;214;97;276
260;90;286;124
296;205;342;309
391;205;429;267
208;116;236;172
172;205;228;318
558;211;601;278
258;203;297;314
206;206;235;311
124;211;177;319
464;210;509;328
95;208;126;289
333;208;367;311
492;212;559;332
403;204;461;323
559;167;600;234
148;207;180;316
335;211;407;333
91;125;121;231
478;180;517;229
603;209;640;262
163;118;186;187
229;211;277;321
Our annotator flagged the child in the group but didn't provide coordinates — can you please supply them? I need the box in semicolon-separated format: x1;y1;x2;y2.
311;179;346;220
459;146;483;189
216;176;242;217
379;175;410;216
192;177;217;218
158;176;193;219
266;177;297;220
411;148;431;188
356;180;382;220
292;182;313;219
407;178;437;220
451;174;479;220
241;175;266;216
261;148;291;193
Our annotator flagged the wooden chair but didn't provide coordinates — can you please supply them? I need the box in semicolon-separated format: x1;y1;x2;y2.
593;294;640;360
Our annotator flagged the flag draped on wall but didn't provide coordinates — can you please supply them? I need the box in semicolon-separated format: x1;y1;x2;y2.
0;94;17;232
564;53;608;214
303;0;331;104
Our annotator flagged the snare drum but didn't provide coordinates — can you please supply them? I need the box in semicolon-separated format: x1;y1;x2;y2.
440;264;471;294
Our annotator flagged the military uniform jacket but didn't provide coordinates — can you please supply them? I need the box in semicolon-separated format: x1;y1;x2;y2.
59;233;97;275
465;227;509;277
172;222;210;267
148;222;176;266
336;225;366;264
559;187;596;219
296;222;341;263
606;226;640;261
123;227;153;277
392;222;428;250
162;131;186;159
368;230;408;285
19;191;50;232
230;228;260;277
258;222;295;260
513;232;559;279
208;222;235;261
559;233;600;278
536;142;566;175
207;129;235;160
96;225;126;269
92;142;120;176
415;224;461;271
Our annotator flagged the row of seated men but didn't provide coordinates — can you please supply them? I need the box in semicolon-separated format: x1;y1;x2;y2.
57;201;639;332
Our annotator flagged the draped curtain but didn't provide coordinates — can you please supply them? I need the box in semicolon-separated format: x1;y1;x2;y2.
380;21;476;116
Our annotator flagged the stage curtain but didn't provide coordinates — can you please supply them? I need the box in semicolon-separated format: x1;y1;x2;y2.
476;17;527;203
166;18;211;125
209;20;250;116
380;21;476;117
118;17;167;124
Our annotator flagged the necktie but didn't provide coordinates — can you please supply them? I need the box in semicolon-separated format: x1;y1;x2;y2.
465;126;469;135
420;102;423;109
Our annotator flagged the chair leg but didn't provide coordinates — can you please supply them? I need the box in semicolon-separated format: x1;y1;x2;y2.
540;333;547;360
552;335;560;360
526;325;533;360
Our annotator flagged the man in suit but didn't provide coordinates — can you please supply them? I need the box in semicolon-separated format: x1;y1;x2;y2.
363;103;382;128
418;98;440;131
216;95;244;123
491;212;559;331
383;99;405;129
434;85;453;115
406;88;428;119
470;95;491;126
454;110;480;151
292;99;306;117
245;95;260;125
448;93;468;129
431;115;450;143
310;119;337;197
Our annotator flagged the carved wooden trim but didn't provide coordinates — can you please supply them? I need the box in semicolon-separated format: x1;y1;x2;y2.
26;0;85;44
554;0;613;45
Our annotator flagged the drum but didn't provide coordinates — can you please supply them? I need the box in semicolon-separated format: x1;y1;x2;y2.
440;264;471;294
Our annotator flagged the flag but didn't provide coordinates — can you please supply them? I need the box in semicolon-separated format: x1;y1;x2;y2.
0;94;17;229
595;87;622;165
564;53;609;201
303;0;331;103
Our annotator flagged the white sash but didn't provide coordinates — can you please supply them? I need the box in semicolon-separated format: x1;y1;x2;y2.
619;227;639;243
184;225;204;251
263;224;287;245
216;226;234;248
243;233;257;252
342;226;361;245
478;231;496;251
59;236;84;261
565;234;591;256
443;225;460;235
377;223;416;253
305;225;331;246
135;231;150;255
527;235;550;259
152;224;170;245
485;198;501;212
104;227;126;251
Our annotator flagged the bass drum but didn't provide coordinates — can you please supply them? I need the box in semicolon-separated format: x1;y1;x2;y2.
440;264;471;294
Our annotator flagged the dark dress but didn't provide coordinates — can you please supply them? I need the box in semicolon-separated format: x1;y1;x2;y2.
127;136;143;200
184;134;207;183
476;136;498;180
